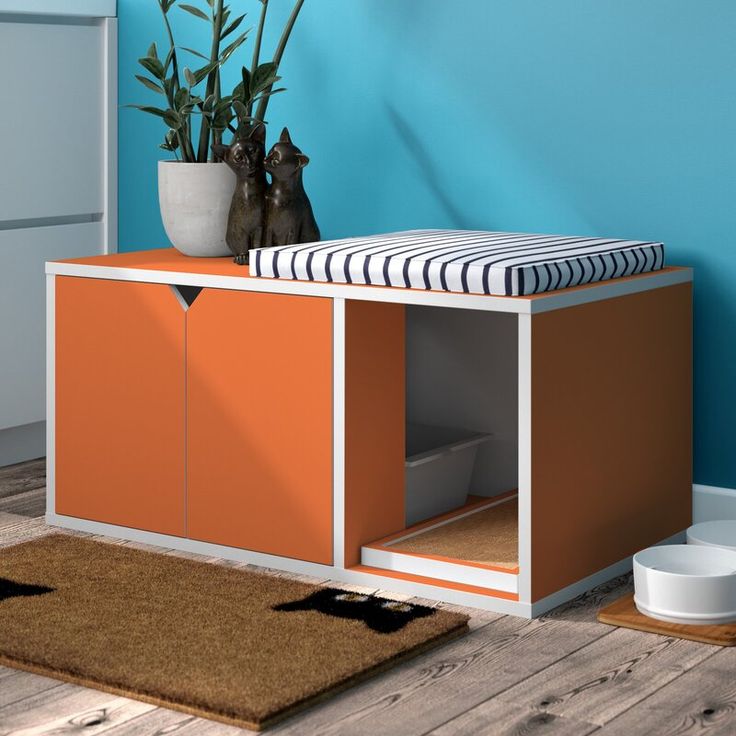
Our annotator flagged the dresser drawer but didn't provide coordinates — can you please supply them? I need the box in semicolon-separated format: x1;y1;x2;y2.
0;222;102;430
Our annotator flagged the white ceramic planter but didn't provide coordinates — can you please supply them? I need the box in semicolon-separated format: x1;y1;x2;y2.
633;544;736;625
158;160;235;257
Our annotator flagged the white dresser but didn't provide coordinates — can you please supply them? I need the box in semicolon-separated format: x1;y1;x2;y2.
0;0;117;465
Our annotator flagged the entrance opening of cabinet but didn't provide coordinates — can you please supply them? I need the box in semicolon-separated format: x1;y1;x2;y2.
359;305;520;592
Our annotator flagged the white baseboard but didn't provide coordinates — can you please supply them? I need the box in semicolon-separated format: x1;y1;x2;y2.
693;484;736;523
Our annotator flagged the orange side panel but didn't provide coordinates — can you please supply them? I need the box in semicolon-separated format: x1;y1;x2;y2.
55;277;186;536
530;283;692;601
186;289;333;564
344;301;406;567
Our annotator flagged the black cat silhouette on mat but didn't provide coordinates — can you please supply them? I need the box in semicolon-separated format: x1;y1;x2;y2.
273;587;435;633
0;577;54;602
263;127;321;247
212;123;268;266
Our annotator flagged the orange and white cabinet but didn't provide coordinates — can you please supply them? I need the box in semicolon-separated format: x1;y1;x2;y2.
54;276;333;564
47;251;693;618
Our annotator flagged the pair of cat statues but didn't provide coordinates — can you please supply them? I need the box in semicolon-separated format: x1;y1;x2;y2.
212;125;320;266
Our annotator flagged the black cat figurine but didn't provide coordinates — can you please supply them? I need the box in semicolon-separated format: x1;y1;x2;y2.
263;127;320;246
212;124;267;265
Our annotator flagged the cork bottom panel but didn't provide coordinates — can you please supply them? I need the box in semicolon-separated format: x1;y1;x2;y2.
385;496;518;571
361;494;519;594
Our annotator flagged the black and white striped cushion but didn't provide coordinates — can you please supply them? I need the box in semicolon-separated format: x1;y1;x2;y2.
252;230;665;296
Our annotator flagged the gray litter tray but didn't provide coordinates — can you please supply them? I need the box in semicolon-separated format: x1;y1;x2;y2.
405;423;493;526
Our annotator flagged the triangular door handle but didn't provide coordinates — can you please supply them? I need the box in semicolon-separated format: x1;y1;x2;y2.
170;284;204;310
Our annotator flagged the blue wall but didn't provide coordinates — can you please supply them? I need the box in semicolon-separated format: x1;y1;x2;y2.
119;0;736;488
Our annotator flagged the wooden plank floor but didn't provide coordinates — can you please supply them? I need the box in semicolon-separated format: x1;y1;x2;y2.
0;460;732;736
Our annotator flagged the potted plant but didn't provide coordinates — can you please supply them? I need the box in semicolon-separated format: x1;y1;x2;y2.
131;0;304;256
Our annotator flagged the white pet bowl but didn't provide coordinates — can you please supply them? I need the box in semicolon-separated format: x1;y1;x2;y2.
687;520;736;552
633;544;736;625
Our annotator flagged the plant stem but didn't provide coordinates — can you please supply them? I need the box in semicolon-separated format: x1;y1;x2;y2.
213;67;223;147
255;0;304;122
196;0;225;162
158;2;179;94
247;0;269;117
158;0;195;161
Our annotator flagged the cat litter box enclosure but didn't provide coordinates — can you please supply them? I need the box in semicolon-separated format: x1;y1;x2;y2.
405;424;492;526
47;235;691;619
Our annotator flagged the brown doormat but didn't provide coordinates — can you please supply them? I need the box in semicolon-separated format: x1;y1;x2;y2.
598;593;736;646
0;535;468;730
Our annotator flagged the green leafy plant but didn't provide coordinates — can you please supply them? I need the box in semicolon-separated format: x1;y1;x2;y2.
131;0;305;162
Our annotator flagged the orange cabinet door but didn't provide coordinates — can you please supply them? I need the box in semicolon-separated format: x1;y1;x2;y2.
186;289;333;564
55;277;186;536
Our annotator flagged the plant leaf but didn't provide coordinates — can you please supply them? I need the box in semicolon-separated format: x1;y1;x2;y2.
163;109;182;129
174;87;190;109
232;99;249;121
184;67;197;87
221;13;246;40
214;96;233;113
160;127;181;152
164;47;176;73
138;56;165;80
136;74;164;94
236;115;263;135
180;46;208;60
125;104;168;118
252;75;280;96
147;42;159;60
193;61;218;85
240;66;251;99
254;86;286;100
180;95;203;114
220;32;248;64
180;4;209;21
251;62;279;94
212;106;235;130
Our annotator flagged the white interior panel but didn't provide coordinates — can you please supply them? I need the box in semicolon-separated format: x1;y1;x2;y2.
0;222;103;429
406;305;518;496
360;545;519;594
0;16;104;222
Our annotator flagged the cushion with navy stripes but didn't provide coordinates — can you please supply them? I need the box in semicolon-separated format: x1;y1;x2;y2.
251;230;665;296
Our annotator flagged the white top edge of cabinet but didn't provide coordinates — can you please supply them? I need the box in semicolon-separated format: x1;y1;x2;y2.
0;1;116;17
